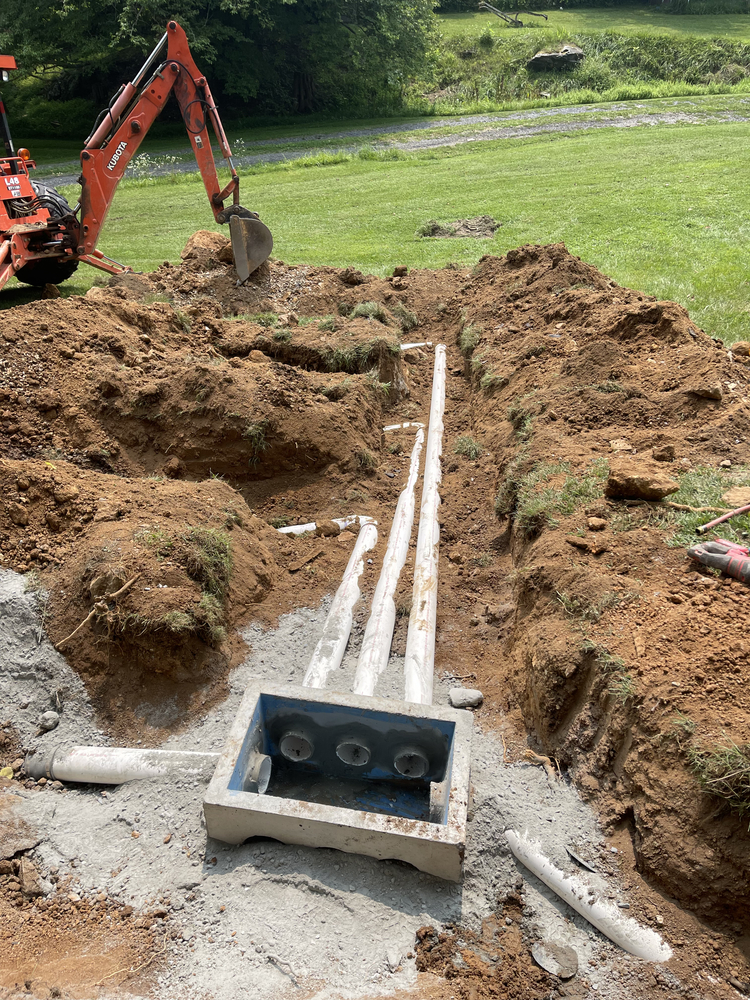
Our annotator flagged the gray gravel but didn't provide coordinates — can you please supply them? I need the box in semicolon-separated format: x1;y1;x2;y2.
2;568;669;1000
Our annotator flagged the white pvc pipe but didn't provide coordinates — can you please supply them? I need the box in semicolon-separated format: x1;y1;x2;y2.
277;515;375;536
505;830;673;963
302;521;379;689
27;746;219;784
352;426;425;696
383;422;425;432
404;344;446;705
400;342;433;350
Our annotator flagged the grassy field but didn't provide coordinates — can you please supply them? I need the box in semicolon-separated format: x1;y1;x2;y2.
2;119;749;346
439;8;750;39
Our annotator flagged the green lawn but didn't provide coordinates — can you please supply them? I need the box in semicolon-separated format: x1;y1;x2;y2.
3;120;749;346
439;8;750;38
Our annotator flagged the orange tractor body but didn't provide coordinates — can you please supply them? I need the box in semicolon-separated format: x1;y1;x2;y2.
0;21;272;291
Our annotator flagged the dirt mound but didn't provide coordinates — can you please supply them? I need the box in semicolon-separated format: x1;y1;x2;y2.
419;216;500;239
443;242;750;920
0;458;279;740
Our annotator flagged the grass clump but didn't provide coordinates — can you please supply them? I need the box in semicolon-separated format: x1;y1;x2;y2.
273;328;292;342
501;458;609;534
392;302;419;332
609;672;637;704
688;737;750;820
351;301;391;324
454;435;482;460
247;312;278;328
135;526;174;557
557;589;628;623
507;396;535;441
357;449;378;469
459;322;483;356
243;418;270;465
661;465;750;547
181;526;233;600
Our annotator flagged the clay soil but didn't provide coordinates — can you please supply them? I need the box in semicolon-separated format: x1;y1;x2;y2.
1;234;750;998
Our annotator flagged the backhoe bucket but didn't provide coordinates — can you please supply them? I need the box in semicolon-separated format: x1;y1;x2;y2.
230;215;273;283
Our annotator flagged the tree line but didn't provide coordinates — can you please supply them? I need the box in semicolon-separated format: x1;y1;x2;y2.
0;0;438;134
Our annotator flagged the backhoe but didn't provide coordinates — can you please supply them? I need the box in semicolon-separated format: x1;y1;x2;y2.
0;20;272;291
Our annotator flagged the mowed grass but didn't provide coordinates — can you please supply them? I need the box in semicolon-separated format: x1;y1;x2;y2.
439;8;750;39
2;120;749;344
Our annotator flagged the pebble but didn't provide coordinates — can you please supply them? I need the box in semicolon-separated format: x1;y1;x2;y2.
720;459;732;468
38;710;60;731
449;687;483;709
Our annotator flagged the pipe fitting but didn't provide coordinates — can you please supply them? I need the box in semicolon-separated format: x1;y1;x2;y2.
393;746;430;778
279;731;314;762
335;739;371;767
243;753;272;793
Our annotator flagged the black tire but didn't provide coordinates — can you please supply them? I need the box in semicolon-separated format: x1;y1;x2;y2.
14;182;80;287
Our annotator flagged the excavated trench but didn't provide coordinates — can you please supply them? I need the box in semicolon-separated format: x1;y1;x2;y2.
1;233;750;995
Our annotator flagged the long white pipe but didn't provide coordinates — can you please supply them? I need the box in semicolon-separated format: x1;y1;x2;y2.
505;830;672;962
403;344;446;705
302;521;378;688
26;746;219;784
400;342;433;351
277;515;375;536
352;427;425;696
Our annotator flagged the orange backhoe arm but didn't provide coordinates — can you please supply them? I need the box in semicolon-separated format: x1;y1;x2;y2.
78;20;253;260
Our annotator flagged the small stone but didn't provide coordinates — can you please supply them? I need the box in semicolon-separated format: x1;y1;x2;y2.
605;460;679;501
617;902;630;909
731;341;750;356
19;858;44;897
609;438;632;454
0;767;13;780
652;443;675;462
164;456;184;479
531;941;578;979
38;711;60;732
248;350;268;363
689;383;723;401
314;520;341;538
393;266;408;277
386;948;402;972
447;548;463;564
7;503;29;527
720;459;732;468
656;915;664;926
587;517;607;531
449;687;483;709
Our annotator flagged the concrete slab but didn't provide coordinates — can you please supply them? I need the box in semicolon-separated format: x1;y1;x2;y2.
203;682;473;881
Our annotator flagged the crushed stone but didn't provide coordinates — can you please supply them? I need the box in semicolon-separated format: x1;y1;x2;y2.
2;567;668;999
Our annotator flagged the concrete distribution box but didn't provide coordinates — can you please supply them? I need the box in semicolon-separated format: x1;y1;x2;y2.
204;683;473;881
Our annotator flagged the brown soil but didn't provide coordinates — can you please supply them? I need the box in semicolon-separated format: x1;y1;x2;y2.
2;234;750;996
420;216;500;239
0;784;168;1000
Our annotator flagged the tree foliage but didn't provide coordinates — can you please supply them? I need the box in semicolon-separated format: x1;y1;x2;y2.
0;0;438;127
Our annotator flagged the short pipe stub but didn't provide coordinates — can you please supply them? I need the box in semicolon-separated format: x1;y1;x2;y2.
393;746;430;778
279;731;314;762
335;739;371;767
243;753;272;793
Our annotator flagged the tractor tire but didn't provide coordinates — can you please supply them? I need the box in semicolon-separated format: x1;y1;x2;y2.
14;182;80;287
